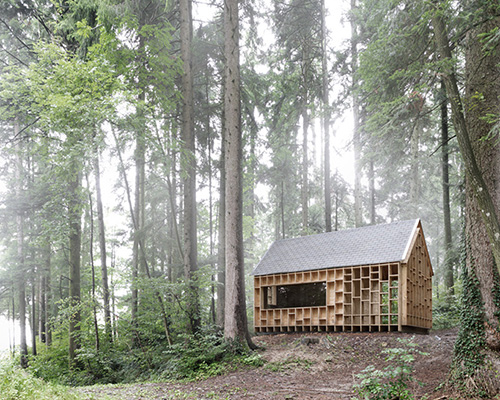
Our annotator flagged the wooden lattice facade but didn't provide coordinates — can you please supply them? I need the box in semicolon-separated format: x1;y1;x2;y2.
253;220;433;333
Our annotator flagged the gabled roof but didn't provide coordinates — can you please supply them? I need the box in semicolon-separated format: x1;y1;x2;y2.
252;219;422;276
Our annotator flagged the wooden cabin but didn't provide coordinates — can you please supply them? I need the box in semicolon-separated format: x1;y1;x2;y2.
252;219;433;333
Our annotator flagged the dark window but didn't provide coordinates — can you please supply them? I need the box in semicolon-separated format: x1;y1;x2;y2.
263;282;326;309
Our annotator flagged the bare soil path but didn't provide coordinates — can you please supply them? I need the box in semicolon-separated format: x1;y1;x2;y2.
77;328;458;400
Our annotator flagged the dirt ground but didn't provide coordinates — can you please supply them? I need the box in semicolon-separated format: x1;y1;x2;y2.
78;328;458;400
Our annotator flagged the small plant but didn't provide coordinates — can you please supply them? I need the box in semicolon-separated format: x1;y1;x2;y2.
352;338;428;400
0;359;85;400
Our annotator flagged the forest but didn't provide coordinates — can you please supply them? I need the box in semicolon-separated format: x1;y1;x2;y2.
0;0;499;398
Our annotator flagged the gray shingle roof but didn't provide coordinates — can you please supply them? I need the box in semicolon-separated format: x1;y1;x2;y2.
252;219;420;276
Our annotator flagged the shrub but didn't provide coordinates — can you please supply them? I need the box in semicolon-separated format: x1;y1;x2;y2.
0;359;83;400
352;338;428;400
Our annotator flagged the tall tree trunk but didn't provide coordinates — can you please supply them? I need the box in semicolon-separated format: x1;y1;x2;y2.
321;0;332;232
131;138;141;336
431;5;500;276
409;118;421;212
39;273;46;343
44;242;52;346
15;121;28;368
88;185;100;351
31;272;37;356
301;105;309;235
440;82;454;295
68;160;82;367
432;3;500;353
351;0;363;227
131;83;146;339
180;0;200;334
93;145;111;341
368;159;376;224
463;10;500;350
223;0;255;349
216;125;226;328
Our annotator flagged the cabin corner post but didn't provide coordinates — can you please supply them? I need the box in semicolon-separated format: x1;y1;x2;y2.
253;276;261;332
399;262;408;331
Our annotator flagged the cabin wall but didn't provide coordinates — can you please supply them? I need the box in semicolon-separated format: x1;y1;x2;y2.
254;263;404;333
402;229;433;329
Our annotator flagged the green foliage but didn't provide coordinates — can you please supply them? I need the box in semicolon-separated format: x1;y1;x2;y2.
432;293;461;330
0;359;84;400
159;327;263;381
29;325;263;386
451;242;486;381
352;338;428;400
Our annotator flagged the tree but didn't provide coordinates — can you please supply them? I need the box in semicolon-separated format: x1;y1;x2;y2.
14;121;28;368
92;142;111;341
350;0;363;227
223;0;254;348
180;0;200;334
321;0;332;232
439;82;454;295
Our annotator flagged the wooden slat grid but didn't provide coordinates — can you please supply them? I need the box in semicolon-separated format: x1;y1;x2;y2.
254;263;410;333
253;248;432;333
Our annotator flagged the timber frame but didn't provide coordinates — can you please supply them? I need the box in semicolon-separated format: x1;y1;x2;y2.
253;220;433;333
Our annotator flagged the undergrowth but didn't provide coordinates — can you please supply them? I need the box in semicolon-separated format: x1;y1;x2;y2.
28;325;263;386
352;337;428;400
0;359;86;400
448;240;500;397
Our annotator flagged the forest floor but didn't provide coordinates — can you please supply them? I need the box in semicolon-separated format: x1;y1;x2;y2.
77;328;458;400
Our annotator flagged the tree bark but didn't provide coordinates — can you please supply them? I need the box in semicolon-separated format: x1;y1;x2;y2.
180;0;200;334
44;242;52;346
301;106;309;235
463;9;500;349
368;159;376;224
216;125;226;328
223;0;255;349
88;185;100;351
351;0;363;227
93;145;111;341
321;0;332;233
68;159;82;367
440;82;454;295
15;121;28;368
432;3;500;349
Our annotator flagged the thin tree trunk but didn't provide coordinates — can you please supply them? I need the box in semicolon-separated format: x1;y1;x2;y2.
216;123;226;328
44;242;52;346
88;183;100;351
369;159;376;224
31;272;37;356
301;107;309;235
440;81;454;295
351;0;363;227
39;273;46;343
93;143;111;341
409;119;421;210
223;0;255;349
68;160;82;367
15;121;28;368
321;0;332;232
180;0;200;334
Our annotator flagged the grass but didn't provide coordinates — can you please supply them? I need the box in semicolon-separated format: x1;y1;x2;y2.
0;359;92;400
